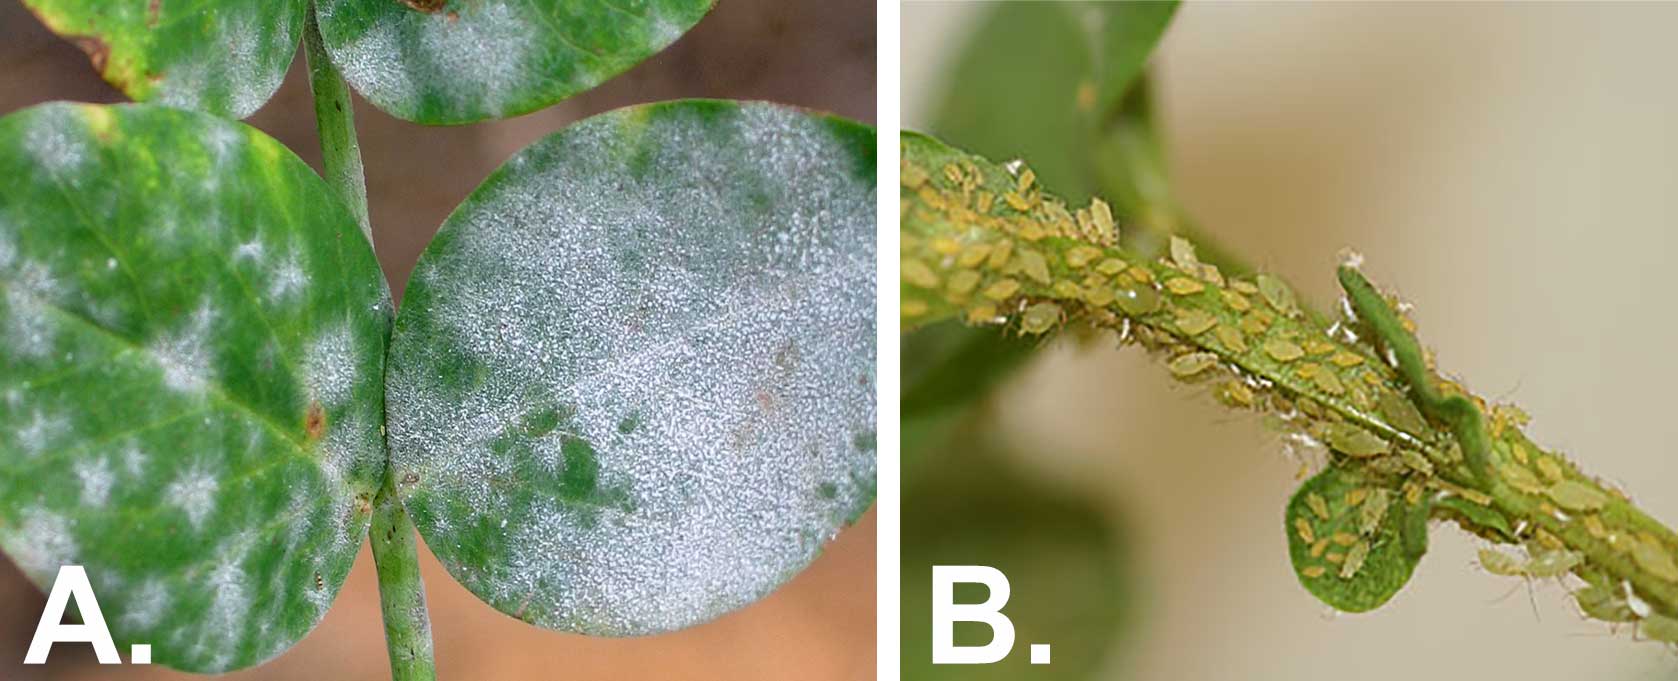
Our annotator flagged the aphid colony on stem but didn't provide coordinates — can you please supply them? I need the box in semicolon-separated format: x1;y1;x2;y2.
899;132;1678;645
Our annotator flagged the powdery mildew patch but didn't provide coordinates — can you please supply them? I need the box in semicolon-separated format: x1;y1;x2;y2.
388;102;875;635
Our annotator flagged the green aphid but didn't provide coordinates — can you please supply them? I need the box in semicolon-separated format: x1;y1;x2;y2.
1535;456;1565;484
1358;488;1390;536
1114;284;1161;316
1641;613;1678;644
1325;422;1391;458
1020;302;1062;335
1214;324;1248;353
947;270;981;296
1377;390;1429;437
1052;280;1082;298
1525;548;1583;578
903;259;940;289
1256;273;1300;317
1168;352;1221;379
1545;479;1609;512
1174;308;1218;336
1169;235;1200;269
1263;338;1305;362
1573;583;1636;623
1096;257;1127;276
1065;245;1104;269
1632;539;1678;582
1339;540;1371;580
902;161;929;188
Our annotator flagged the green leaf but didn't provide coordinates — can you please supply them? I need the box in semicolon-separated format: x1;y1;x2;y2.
1285;467;1420;613
20;1;306;119
930;2;1095;203
901;321;1037;473
903;437;1131;680
1092;2;1180;119
0;103;390;672
316;0;715;125
385;100;876;635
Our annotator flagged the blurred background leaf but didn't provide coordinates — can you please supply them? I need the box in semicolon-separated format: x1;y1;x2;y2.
901;423;1133;681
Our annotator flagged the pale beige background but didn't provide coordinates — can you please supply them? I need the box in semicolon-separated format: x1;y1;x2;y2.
907;2;1678;680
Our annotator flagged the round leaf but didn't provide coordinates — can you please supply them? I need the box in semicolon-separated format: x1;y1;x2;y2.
386;100;876;635
20;1;305;119
316;0;715;125
0;103;389;672
1285;466;1421;613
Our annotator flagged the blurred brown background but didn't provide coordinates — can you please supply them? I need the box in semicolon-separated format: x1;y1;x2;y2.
0;0;875;678
906;2;1678;680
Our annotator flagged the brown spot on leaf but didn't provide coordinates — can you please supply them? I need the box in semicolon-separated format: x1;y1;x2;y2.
314;572;324;589
147;0;161;27
72;36;110;73
305;402;327;440
397;0;447;13
401;472;420;485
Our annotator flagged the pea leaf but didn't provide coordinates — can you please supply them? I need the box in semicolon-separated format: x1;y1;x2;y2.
385;100;876;635
0;103;390;672
1092;1;1180;119
316;0;715;125
19;1;306;120
1285;466;1421;613
930;2;1095;203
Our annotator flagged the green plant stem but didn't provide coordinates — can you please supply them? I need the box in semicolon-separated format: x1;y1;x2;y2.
304;5;436;679
901;131;1678;630
370;470;437;681
303;3;372;242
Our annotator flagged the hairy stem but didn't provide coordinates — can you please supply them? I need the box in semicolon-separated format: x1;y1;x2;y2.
370;470;437;681
304;4;437;677
901;130;1678;635
303;3;372;243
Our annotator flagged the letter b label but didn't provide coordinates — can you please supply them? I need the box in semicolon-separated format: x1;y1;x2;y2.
931;565;1015;664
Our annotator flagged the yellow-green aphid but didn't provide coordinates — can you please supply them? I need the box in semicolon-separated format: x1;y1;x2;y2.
1015;248;1051;284
1500;462;1546;495
966;303;998;325
1016;167;1036;193
1096;258;1126;276
1263;338;1305;362
1052;280;1082;298
1325;422;1391;458
902;299;928;318
947;270;981;296
1302;565;1328;579
1399;448;1434;476
1169;235;1200;269
1535;456;1565;484
1331;532;1358;547
904;259;939;289
1631;538;1678;582
1082;283;1115;307
1164;277;1205;295
1340;540;1371;579
1064;245;1103;269
1310;538;1330;558
957;243;992;268
1220;380;1256;407
1478;548;1525;577
1312;367;1346;396
1545;480;1609;512
902;160;929;188
1330;350;1365;368
1168;352;1220;379
1346;487;1370;507
1214;324;1248;353
987;239;1014;269
1090;198;1116;243
982;278;1020;301
1174;309;1218;336
1295;517;1316;544
1114;284;1161;316
1573;583;1635;622
1358;489;1390;536
1306;492;1331;520
1640;613;1678;644
1021;302;1062;335
1256;273;1300;317
1221;290;1251;312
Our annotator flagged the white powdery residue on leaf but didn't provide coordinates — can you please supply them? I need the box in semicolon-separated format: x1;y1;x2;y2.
148;302;218;394
165;465;220;531
387;104;877;634
267;254;307;302
202;121;245;168
74;456;116;507
119;578;171;631
232;239;264;263
303;323;358;408
219;9;288;120
155;61;208;113
197;541;252;672
16;409;69;457
0;223;15;271
334;2;539;119
121;443;148;477
2;508;78;578
24;105;90;177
